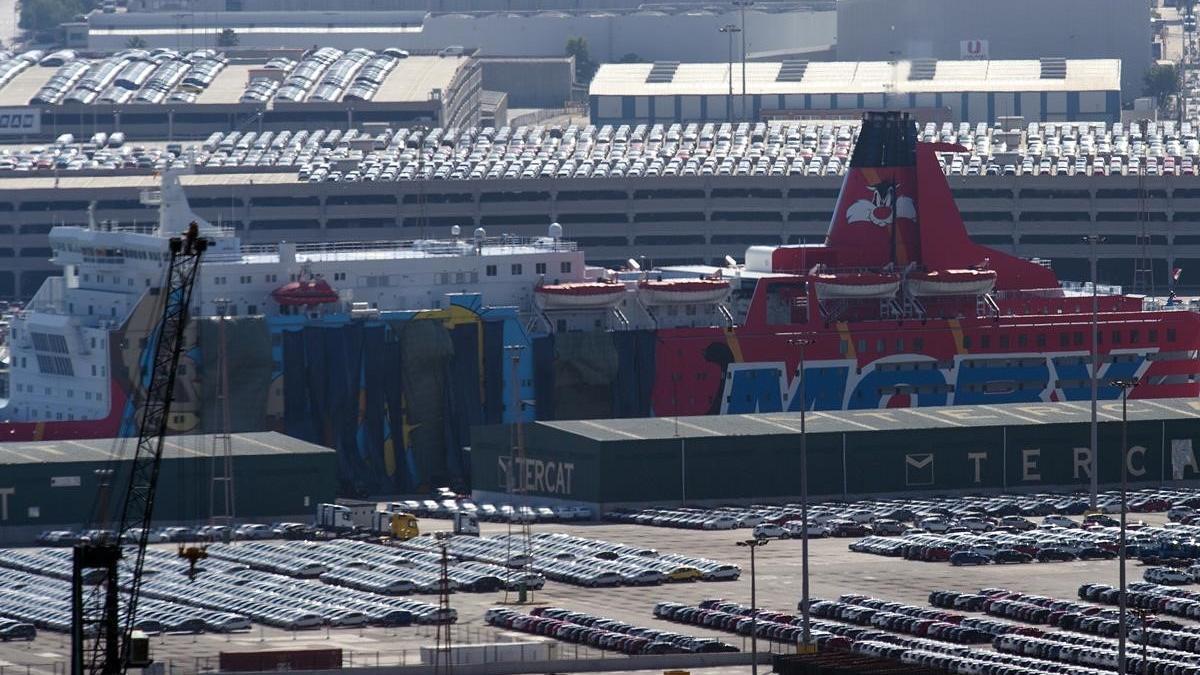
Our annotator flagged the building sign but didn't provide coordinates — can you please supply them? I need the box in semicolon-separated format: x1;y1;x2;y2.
497;456;576;496
51;476;81;488
904;453;934;486
0;107;39;135
960;40;989;59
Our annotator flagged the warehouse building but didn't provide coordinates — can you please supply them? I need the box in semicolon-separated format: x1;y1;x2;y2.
0;52;480;140
471;399;1200;510
836;0;1151;98
0;432;336;545
588;59;1121;125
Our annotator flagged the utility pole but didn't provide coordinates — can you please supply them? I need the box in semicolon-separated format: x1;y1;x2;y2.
733;0;753;121
503;344;533;604
736;538;767;675
719;24;741;124
433;531;453;675
210;298;235;525
786;334;815;651
1113;377;1138;675
1084;234;1103;510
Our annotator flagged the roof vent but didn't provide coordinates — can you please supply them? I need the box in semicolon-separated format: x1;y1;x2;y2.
908;58;937;80
1040;57;1067;79
776;59;809;82
645;61;680;83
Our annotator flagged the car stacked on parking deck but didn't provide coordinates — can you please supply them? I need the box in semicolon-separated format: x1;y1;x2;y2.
485;607;738;655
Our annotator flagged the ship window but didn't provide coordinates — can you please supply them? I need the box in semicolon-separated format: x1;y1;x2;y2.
1149;329;1158;343
1168;328;1177;342
91;365;96;376
896;338;903;352
486;265;497;277
333;273;345;281
1073;332;1083;346
999;335;1009;348
1018;334;1028;347
876;339;885;352
839;340;848;356
962;335;971;349
240;275;251;284
1112;331;1121;345
858;339;867;354
1036;334;1046;348
511;264;523;276
248;305;257;315
455;272;465;284
1130;330;1139;344
561;262;572;273
981;335;990;349
913;337;924;351
534;263;546;275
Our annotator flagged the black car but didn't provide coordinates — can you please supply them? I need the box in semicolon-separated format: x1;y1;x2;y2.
1036;547;1077;562
1077;546;1116;560
992;549;1033;564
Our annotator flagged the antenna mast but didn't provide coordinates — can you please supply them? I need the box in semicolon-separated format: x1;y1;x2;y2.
210;298;235;524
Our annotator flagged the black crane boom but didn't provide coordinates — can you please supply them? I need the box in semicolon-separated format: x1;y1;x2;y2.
71;223;207;675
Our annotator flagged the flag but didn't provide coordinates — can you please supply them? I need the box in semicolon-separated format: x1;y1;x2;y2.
1173;267;1184;282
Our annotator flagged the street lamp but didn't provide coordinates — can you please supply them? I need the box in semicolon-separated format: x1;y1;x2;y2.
718;24;741;123
732;0;753;121
1084;234;1105;510
1112;376;1138;675
736;538;768;675
786;334;815;650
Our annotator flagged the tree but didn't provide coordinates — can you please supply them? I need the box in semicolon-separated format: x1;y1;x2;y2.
1143;63;1180;104
125;36;147;49
565;36;596;83
619;52;642;63
217;27;239;47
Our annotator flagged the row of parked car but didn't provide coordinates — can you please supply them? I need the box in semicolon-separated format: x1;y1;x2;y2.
609;488;1196;534
995;633;1200;674
1084;581;1200;622
0;563;247;635
858;638;1108;675
485;606;737;655
809;595;992;645
401;532;738;588
392;496;592;523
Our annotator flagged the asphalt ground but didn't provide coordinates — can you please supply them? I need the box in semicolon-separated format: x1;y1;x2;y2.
0;516;1186;674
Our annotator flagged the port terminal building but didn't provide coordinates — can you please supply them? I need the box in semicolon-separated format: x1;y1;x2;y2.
588;59;1122;126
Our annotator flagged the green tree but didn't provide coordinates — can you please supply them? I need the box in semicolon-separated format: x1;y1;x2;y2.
19;0;87;32
125;36;147;49
1143;63;1180;104
217;27;239;47
565;36;596;83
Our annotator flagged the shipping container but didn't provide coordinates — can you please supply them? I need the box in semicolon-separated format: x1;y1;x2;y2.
219;648;342;672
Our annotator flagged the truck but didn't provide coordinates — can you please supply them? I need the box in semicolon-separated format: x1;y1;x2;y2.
371;510;420;540
315;502;375;531
453;511;480;536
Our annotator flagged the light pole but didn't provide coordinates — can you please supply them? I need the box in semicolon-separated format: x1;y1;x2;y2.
787;334;815;650
1085;234;1104;510
736;538;768;675
719;24;741;123
733;0;753;121
1113;377;1138;675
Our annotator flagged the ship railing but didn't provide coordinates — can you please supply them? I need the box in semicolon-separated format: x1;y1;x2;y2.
1143;297;1200;313
994;285;1125;301
1058;281;1126;296
207;236;578;262
24;277;66;314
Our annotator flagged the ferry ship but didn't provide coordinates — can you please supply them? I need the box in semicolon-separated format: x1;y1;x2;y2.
3;111;1199;494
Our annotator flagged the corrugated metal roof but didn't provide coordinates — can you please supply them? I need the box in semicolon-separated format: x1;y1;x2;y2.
0;431;333;465
588;59;1121;97
542;397;1200;442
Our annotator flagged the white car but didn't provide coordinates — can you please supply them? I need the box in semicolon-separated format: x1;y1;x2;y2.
751;523;788;539
1042;515;1079;529
1145;567;1190;585
1168;505;1196;522
702;515;739;530
919;517;952;533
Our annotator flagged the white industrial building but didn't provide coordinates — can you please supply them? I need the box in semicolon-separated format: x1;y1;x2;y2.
836;0;1151;98
79;7;835;60
588;59;1121;125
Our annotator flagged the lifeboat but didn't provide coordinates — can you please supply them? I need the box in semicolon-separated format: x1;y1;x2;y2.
637;278;731;305
271;278;339;306
812;271;901;299
534;281;626;310
907;268;998;296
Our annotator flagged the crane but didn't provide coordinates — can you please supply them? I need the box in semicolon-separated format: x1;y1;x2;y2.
71;223;208;675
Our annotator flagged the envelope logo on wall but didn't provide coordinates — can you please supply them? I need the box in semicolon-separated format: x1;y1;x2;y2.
905;453;935;486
